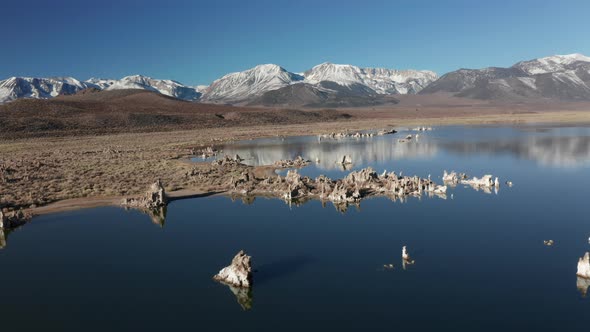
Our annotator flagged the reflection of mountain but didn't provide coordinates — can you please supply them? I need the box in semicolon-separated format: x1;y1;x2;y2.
220;136;439;170
443;136;590;168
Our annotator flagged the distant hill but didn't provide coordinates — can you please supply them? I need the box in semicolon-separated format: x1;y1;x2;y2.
0;89;351;138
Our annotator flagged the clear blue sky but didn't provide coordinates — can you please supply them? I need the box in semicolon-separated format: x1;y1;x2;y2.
1;0;589;86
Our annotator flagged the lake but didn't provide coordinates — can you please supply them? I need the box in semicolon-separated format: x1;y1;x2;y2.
2;124;590;331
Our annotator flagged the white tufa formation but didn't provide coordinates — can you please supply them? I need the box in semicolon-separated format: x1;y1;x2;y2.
338;155;352;165
577;252;590;279
461;175;498;188
121;180;167;210
402;246;410;260
213;250;253;288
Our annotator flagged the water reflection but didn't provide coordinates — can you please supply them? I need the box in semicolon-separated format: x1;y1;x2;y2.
220;137;439;170
219;283;253;311
213;127;590;171
129;207;167;227
0;229;5;249
443;135;590;168
577;277;590;297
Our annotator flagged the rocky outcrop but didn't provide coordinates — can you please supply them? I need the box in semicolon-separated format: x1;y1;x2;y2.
402;246;410;260
318;131;374;140
442;170;467;185
192;146;219;158
0;209;31;230
121;180;167;210
461;174;500;188
402;245;415;269
412;127;433;131
577;252;590;279
189;157;450;210
398;135;413;143
213;250;253;288
212;155;244;167
274;156;311;168
377;128;397;136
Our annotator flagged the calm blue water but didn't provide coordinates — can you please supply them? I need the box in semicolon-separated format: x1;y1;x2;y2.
2;125;590;331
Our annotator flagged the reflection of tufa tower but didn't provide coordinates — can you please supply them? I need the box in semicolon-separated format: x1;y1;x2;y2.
0;229;6;249
577;277;590;297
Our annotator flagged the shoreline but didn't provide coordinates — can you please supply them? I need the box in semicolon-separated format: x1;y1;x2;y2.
3;110;590;217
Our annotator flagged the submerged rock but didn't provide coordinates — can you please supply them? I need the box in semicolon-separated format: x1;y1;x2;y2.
377;128;397;136
274;156;311;168
319;131;374;140
543;240;554;246
338;155;353;165
442;170;467;185
577;252;590;279
461;174;499;188
213;250;253;288
121;180;167;210
192;146;218;158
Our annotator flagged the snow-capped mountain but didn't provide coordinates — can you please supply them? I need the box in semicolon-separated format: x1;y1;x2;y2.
0;75;202;104
201;64;304;103
304;63;437;94
87;75;201;101
200;62;437;104
420;53;590;100
513;53;590;75
0;77;91;103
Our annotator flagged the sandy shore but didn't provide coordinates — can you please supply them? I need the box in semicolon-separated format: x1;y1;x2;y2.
1;109;589;216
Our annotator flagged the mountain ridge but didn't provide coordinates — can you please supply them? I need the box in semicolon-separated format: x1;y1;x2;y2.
2;53;590;105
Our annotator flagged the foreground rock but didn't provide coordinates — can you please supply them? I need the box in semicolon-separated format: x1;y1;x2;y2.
213;250;253;288
121;180;167;210
577;252;590;279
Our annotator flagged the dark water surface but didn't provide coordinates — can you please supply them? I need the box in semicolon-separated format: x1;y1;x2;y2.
2;125;590;331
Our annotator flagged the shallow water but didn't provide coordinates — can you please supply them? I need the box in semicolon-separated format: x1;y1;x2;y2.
2;125;590;331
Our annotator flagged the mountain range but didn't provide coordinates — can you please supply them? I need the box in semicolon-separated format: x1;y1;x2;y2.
420;53;590;100
2;53;590;106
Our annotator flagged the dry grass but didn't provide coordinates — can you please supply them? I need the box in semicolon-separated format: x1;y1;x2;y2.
2;109;590;212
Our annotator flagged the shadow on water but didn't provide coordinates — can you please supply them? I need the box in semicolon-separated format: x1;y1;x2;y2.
255;255;315;286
